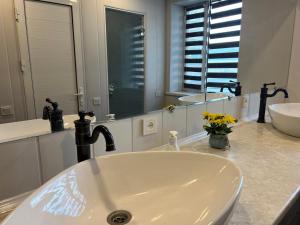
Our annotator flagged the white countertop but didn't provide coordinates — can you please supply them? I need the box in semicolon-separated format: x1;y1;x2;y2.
0;115;96;143
153;121;300;225
0;119;51;143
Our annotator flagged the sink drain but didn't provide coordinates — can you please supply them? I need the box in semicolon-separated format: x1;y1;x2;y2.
107;210;132;225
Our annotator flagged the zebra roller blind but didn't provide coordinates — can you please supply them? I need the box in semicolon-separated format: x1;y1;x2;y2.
184;0;243;92
183;3;206;90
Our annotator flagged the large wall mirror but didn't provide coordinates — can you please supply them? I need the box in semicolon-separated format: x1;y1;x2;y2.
0;0;298;126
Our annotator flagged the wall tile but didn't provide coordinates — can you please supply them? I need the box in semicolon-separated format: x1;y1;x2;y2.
187;103;206;136
248;92;260;116
38;130;77;182
0;138;41;200
132;112;163;151
223;97;242;119
162;107;187;144
240;94;250;120
92;118;132;156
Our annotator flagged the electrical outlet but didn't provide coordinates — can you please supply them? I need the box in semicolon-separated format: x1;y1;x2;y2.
93;97;101;105
143;117;158;136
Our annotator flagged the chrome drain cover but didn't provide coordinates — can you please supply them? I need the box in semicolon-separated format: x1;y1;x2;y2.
107;210;132;225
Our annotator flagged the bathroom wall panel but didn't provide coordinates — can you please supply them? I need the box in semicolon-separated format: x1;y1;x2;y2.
239;0;296;93
0;138;41;201
92;118;133;156
223;97;242;119
248;92;260;117
206;100;224;114
287;0;300;102
132;112;163;151
165;0;185;93
162;107;187;144
186;103;206;136
38;130;77;182
81;0;166;120
0;0;26;124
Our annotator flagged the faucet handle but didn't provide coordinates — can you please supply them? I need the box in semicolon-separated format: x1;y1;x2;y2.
263;82;276;88
78;111;95;121
46;98;58;110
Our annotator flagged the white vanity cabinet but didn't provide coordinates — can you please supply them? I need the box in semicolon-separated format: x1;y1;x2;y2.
0;138;41;200
38;130;77;182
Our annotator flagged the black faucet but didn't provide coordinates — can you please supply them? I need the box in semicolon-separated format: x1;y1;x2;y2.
220;80;242;96
74;111;116;163
42;98;64;132
257;82;289;123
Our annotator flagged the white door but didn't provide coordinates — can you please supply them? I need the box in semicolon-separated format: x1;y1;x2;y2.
15;0;85;119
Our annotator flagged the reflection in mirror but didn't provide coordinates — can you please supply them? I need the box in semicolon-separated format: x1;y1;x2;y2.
166;0;243;106
106;8;145;119
0;0;297;127
15;0;84;120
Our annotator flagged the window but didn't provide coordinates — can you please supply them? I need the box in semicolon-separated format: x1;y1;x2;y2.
183;0;243;92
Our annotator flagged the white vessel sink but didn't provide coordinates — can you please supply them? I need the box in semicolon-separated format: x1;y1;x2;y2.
2;151;243;225
178;93;233;105
269;103;300;137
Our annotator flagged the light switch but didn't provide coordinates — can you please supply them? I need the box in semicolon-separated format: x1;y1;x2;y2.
155;90;162;97
0;105;13;116
143;117;158;136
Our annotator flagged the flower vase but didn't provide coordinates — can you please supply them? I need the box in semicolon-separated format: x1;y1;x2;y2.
209;134;229;149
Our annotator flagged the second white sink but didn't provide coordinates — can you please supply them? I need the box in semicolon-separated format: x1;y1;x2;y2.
2;151;243;225
269;103;300;137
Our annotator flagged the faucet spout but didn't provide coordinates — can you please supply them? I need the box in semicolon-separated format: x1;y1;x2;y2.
74;111;116;162
88;125;116;151
267;88;289;98
219;81;242;96
257;83;289;123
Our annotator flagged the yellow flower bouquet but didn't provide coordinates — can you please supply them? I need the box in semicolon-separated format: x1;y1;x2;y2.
203;112;237;135
203;112;238;149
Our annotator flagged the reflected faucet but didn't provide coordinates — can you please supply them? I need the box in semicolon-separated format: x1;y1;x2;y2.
74;111;116;163
257;82;289;123
42;98;64;132
220;80;242;96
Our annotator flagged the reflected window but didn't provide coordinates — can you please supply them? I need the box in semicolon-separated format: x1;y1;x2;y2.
183;0;243;93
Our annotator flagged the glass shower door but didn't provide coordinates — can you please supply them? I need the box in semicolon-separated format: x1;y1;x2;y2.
106;8;145;119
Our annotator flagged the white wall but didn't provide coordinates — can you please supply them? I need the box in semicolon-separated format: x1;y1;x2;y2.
81;0;166;120
239;0;296;94
287;0;300;102
165;0;185;93
0;0;166;124
0;0;26;124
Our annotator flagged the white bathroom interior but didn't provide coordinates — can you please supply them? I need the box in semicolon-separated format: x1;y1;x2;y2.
1;0;300;224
